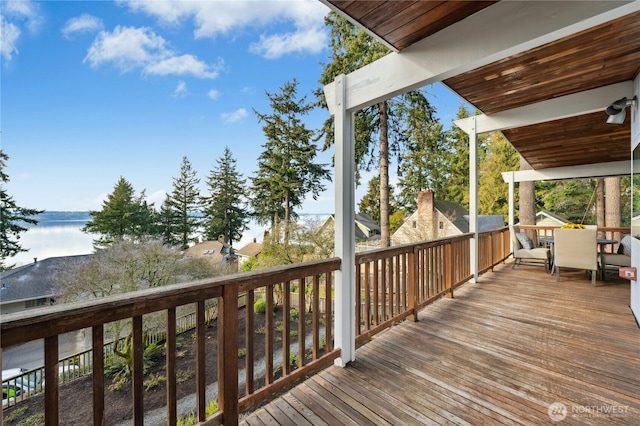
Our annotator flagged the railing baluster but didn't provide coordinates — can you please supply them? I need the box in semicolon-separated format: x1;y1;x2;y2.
132;316;144;426
245;290;254;396
92;325;105;426
283;281;291;376
265;284;274;384
298;278;305;368
313;274;320;360
325;271;333;352
166;307;177;426
196;301;206;421
44;336;59;426
221;282;239;425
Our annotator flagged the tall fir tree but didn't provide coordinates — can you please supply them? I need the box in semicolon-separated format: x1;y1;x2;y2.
202;147;249;245
82;176;158;248
251;79;330;245
477;132;519;218
358;175;397;223
163;156;202;249
317;12;433;247
0;150;43;270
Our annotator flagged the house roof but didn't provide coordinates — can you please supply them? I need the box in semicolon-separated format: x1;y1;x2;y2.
0;255;92;304
236;241;263;258
322;1;639;173
319;214;381;242
536;210;569;225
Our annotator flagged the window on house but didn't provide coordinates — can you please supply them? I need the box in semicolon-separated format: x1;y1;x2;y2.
439;221;444;229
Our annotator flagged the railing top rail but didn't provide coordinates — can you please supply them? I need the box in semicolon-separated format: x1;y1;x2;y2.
1;257;341;348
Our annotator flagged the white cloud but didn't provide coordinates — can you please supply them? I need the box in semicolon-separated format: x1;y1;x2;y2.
84;26;221;79
1;0;44;61
143;54;222;79
207;89;220;100
1;16;21;61
173;81;187;97
4;0;43;33
84;26;167;71
221;108;248;124
250;25;327;59
119;0;329;58
62;14;104;39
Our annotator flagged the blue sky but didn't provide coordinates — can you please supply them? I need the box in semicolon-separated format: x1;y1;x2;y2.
2;0;465;215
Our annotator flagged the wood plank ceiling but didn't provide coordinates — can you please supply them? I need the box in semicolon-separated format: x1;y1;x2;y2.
324;1;639;171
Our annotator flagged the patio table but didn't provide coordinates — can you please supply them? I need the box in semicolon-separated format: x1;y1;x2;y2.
539;236;617;281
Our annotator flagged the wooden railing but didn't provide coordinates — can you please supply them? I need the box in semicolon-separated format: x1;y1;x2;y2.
0;228;511;425
518;225;631;253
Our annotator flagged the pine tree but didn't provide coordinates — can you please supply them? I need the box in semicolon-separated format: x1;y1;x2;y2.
0;150;43;270
202;147;249;245
358;175;398;223
251;79;330;245
477;132;519;218
163;156;201;249
317;12;433;247
82;176;157;248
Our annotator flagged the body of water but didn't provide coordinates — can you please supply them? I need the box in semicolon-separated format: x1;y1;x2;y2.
11;221;95;268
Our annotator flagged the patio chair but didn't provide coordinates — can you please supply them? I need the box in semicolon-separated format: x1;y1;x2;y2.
554;228;597;286
509;225;550;271
601;234;632;278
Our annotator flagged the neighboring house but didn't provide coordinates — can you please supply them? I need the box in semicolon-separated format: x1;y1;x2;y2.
317;214;381;242
0;255;91;315
184;239;237;268
236;240;264;266
535;210;568;227
316;214;381;251
392;190;505;245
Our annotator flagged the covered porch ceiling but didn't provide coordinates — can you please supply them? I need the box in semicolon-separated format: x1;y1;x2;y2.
321;0;639;173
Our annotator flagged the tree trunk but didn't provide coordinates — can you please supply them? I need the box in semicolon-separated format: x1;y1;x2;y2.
605;177;621;229
518;156;536;225
379;101;390;248
596;178;605;227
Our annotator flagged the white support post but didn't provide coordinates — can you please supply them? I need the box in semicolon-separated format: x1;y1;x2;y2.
333;74;356;367
469;117;479;282
507;172;515;227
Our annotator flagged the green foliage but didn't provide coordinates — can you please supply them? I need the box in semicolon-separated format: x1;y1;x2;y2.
240;256;258;272
358;176;398;223
82;176;158;248
15;412;45;426
289;308;299;320
202;147;250;245
3;405;28;422
177;399;219;426
254;298;266;314
0;150;44;270
477;132;519;218
251;79;331;245
161;156;202;249
144;373;166;390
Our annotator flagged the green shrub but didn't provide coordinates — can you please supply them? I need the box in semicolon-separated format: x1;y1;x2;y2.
289;308;299;320
254;298;266;314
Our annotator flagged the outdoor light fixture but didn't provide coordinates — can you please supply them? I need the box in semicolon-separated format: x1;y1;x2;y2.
606;96;637;124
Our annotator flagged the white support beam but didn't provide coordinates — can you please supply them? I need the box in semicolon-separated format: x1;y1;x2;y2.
324;1;638;114
333;74;356;367
455;82;635;135
469;117;479;282
501;161;630;183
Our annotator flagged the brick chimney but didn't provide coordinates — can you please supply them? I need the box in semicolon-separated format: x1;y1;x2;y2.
416;190;436;240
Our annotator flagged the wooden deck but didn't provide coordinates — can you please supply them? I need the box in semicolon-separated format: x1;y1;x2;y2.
240;261;640;425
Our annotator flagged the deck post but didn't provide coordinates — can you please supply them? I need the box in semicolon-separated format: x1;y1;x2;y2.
468;117;479;282
333;74;356;367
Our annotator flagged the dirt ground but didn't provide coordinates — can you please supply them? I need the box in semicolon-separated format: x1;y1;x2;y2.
3;307;302;425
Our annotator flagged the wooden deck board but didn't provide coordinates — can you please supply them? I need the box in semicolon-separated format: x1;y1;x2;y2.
240;262;640;425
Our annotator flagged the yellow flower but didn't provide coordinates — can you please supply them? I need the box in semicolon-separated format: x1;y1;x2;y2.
561;223;586;229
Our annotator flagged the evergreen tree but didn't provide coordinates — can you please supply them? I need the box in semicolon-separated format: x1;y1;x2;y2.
477;132;519;218
82;176;157;248
358;175;398;223
317;12;433;247
163;156;201;249
202;147;249;245
0;150;43;270
396;98;446;212
251;79;331;245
